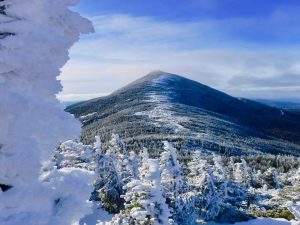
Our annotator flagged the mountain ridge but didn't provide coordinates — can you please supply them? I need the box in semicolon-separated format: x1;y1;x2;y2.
66;71;300;156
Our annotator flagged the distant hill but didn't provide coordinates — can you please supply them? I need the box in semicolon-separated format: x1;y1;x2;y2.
254;99;300;110
61;101;80;108
287;109;300;116
66;71;300;157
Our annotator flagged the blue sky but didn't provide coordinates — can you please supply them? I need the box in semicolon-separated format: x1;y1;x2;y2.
59;0;300;101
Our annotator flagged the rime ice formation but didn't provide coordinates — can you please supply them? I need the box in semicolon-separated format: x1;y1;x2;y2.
0;0;94;224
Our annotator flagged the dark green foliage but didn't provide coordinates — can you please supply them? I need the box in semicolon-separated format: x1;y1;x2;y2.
92;154;124;213
253;208;295;221
98;187;123;213
216;205;255;224
223;155;300;174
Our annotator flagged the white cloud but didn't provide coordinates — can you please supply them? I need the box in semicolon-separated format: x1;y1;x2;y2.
57;92;109;102
59;14;300;101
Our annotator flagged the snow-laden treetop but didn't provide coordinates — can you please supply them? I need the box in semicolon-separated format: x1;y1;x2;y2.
0;0;94;224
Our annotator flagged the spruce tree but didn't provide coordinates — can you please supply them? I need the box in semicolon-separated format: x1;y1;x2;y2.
187;151;224;221
92;135;132;213
160;141;185;224
234;159;251;189
110;158;172;225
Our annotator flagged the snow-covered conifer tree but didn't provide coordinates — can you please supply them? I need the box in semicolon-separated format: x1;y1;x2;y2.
109;133;135;184
212;155;252;222
107;134;136;211
254;169;264;188
95;135;103;155
160;141;185;223
92;135;137;213
93;153;123;213
213;154;228;199
55;139;95;170
186;151;205;221
226;157;236;180
129;150;140;178
0;0;94;224
263;167;280;189
141;146;150;163
288;166;300;186
110;158;172;225
234;159;251;188
92;136;123;213
109;133;127;155
187;151;224;221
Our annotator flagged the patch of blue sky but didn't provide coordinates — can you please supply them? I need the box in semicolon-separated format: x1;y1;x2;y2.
59;0;300;101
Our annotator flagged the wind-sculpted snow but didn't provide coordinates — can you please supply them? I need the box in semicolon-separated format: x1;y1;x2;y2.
0;0;94;224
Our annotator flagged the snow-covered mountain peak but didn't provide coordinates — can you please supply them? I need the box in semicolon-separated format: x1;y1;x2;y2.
111;70;183;95
112;71;201;99
146;70;167;76
143;70;185;84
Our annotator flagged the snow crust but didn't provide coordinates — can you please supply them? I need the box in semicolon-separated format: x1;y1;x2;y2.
56;140;96;170
206;218;295;225
80;203;114;225
135;95;189;133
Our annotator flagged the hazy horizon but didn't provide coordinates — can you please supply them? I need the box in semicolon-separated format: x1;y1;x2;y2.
59;71;300;103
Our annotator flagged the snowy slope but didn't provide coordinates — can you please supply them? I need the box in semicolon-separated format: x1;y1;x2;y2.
80;203;114;225
207;218;295;225
66;71;300;157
